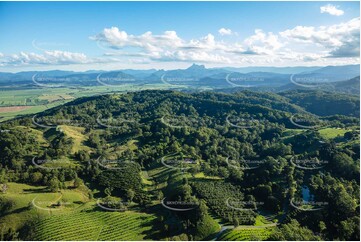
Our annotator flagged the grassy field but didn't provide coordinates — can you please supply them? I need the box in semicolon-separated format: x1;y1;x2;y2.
12;125;49;147
192;172;223;180
318;127;351;139
59;125;91;154
282;128;305;138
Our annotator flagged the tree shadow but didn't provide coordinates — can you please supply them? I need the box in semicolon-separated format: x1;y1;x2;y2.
23;188;50;193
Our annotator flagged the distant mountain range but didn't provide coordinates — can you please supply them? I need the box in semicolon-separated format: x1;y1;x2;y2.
222;66;322;74
0;64;359;94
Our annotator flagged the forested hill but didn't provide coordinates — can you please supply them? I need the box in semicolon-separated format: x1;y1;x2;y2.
10;89;360;125
278;90;360;117
0;89;359;241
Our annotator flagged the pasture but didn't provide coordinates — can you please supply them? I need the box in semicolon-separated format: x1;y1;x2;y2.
318;127;350;139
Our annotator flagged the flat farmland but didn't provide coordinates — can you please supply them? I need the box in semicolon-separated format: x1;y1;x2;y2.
0;106;32;112
0;84;171;122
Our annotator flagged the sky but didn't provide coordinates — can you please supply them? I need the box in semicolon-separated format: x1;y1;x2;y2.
0;1;359;72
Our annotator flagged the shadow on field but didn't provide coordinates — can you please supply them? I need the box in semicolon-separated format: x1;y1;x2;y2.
23;188;50;193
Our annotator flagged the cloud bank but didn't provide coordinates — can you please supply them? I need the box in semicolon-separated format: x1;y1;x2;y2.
0;17;359;68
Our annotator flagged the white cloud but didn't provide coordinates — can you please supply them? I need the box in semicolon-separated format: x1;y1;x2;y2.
2;18;359;69
280;18;360;57
218;28;232;36
91;27;184;53
243;29;283;55
92;27;254;62
0;50;89;66
92;27;234;62
320;4;344;16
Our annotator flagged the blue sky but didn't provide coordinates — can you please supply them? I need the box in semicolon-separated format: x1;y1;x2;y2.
0;1;359;71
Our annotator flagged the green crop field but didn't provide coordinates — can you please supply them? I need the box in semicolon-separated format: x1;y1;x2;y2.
0;182;157;241
33;210;157;241
217;227;275;241
0;183;91;233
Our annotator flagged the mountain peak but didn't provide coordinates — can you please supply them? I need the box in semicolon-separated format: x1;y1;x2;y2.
187;63;206;70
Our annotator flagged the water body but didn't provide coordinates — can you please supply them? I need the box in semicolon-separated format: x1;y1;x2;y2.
302;186;314;202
